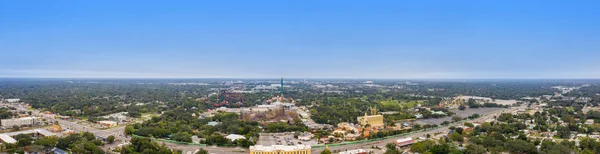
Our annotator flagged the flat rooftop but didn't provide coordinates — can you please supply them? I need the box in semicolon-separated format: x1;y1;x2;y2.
250;145;311;151
0;128;57;144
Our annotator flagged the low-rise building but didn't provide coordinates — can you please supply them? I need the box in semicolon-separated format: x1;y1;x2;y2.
226;134;246;141
249;145;311;154
1;117;37;128
394;137;414;147
48;124;62;132
97;120;118;127
339;149;369;154
585;119;595;125
207;121;219;126
344;133;360;141
298;132;314;141
357;113;384;128
101;112;129;123
5;98;20;103
0;128;56;143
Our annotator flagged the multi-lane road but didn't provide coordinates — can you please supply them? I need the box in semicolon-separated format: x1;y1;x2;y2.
56;118;128;151
149;104;522;154
310;106;515;153
52;104;523;154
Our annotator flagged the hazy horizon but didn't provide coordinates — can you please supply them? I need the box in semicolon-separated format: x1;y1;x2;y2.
2;1;600;79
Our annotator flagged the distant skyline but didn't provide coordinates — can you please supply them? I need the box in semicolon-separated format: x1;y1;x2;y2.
1;1;600;79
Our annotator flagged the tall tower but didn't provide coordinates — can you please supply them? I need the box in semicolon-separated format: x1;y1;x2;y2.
280;77;284;97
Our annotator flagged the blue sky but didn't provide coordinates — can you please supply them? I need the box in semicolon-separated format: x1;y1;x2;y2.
1;0;599;79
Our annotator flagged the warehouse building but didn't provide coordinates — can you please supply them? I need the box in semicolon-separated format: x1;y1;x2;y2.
1;117;38;128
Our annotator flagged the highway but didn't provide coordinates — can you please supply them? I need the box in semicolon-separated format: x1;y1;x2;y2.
310;105;524;153
52;104;523;154
148;104;524;154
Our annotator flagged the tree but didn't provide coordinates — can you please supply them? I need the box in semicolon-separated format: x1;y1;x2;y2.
464;122;474;128
33;136;58;148
386;143;397;151
321;148;332;154
125;125;135;135
14;134;32;147
107;135;115;144
581;149;595;154
452;116;463;122
385;143;401;154
411;140;435;153
196;148;208;154
505;140;536;154
172;132;193;142
557;126;571;139
122;137;172;154
430;144;450;154
541;143;573;154
465;144;486;154
448;132;463;142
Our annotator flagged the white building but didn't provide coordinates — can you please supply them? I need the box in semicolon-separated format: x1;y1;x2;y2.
226;134;246;141
394;137;414;147
1;117;37;128
5;99;20;103
270;84;291;88
298;132;314;141
339;149;369;154
585;119;595;125
250;145;311;154
101;112;129;123
97;120;118;127
0;128;56;143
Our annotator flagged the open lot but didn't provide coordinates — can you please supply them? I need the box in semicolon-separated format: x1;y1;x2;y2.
257;132;318;146
415;107;503;125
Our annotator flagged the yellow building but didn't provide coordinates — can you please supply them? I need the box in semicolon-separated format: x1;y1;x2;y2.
250;145;311;154
357;113;384;128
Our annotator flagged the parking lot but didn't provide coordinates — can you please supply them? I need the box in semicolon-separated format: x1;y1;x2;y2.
257;133;318;146
415;107;503;125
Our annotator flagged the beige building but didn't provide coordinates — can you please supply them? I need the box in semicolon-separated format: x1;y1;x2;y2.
97;120;118;127
1;117;37;128
357;113;384;128
250;145;311;154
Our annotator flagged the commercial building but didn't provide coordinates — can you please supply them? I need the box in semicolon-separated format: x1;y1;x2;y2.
49;124;62;132
4;98;20;103
226;134;246;141
0;128;56;143
394;137;414;147
97;120;118;127
1;117;37;128
249;145;311;154
298;132;314;141
357;113;384;128
339;149;369;154
101;112;129;123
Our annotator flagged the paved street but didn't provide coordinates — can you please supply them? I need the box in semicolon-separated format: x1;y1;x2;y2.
146;105;521;154
310;105;520;153
52;103;522;154
56;118;128;151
